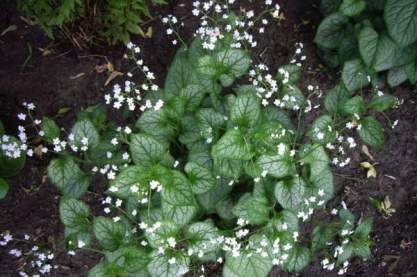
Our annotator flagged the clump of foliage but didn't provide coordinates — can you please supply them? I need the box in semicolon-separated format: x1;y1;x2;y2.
0;119;26;199
315;0;417;88
6;1;399;276
17;0;166;44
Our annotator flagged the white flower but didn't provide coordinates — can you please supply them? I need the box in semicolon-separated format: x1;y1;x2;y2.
17;113;26;121
81;137;89;145
107;171;116;180
130;185;139;193
237;218;247;226
168;257;176;264
110;138;118;145
317;132;325;140
283;243;292;251
277;143;286;155
167;237;176;248
109;186;119;192
124;126;132;134
115;199;122;207
78;240;86;248
154;99;164;111
9;249;22;257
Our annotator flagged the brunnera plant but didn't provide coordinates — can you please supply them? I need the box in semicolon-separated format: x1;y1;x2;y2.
2;1;395;276
315;0;417;89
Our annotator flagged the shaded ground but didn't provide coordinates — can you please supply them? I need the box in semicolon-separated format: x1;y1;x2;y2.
0;0;416;276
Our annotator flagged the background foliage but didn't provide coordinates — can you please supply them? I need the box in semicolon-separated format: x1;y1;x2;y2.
17;0;166;44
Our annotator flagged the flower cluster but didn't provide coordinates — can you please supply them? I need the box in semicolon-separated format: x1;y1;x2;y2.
104;43;161;112
0;232;58;276
0;135;24;159
191;0;280;50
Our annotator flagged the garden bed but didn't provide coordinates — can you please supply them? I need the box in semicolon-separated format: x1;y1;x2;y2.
0;0;416;276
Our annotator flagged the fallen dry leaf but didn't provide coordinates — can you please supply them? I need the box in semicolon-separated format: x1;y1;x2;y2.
56;107;71;116
95;62;114;73
362;145;375;161
70;73;85;80
34;144;44;157
104;71;123;86
1;25;17;36
38;47;53;56
360;161;377;178
138;26;153;38
400;239;412;250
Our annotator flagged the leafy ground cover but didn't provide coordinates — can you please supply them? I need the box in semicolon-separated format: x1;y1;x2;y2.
0;0;416;276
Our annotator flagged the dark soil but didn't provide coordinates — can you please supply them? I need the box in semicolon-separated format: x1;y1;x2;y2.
0;0;416;276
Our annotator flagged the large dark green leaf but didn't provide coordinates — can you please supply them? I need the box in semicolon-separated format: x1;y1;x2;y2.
93;216;131;251
257;147;295;178
359;27;417;72
324;82;350;114
358;116;384;149
404;60;417;84
161;171;198;226
217;49;251;78
147;251;190;277
369;94;398;112
41;116;60;140
212;129;254;160
343;96;366;115
387;67;408;87
339;0;366;17
275;176;306;209
274;210;299;232
311;225;336;252
71;119;100;149
105;246;150;275
385;0;417;47
145;221;179;248
47;156;88;198
135;109;176;141
197;177;233;212
59;197;90;229
342;59;370;91
223;235;273;277
185;162;216;194
354;217;373;238
186;220;220;256
230;89;261;128
314;13;349;49
283;246;311;273
129;133;173;167
165;47;200;98
233;193;271;225
307;115;336;144
213;157;243;179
